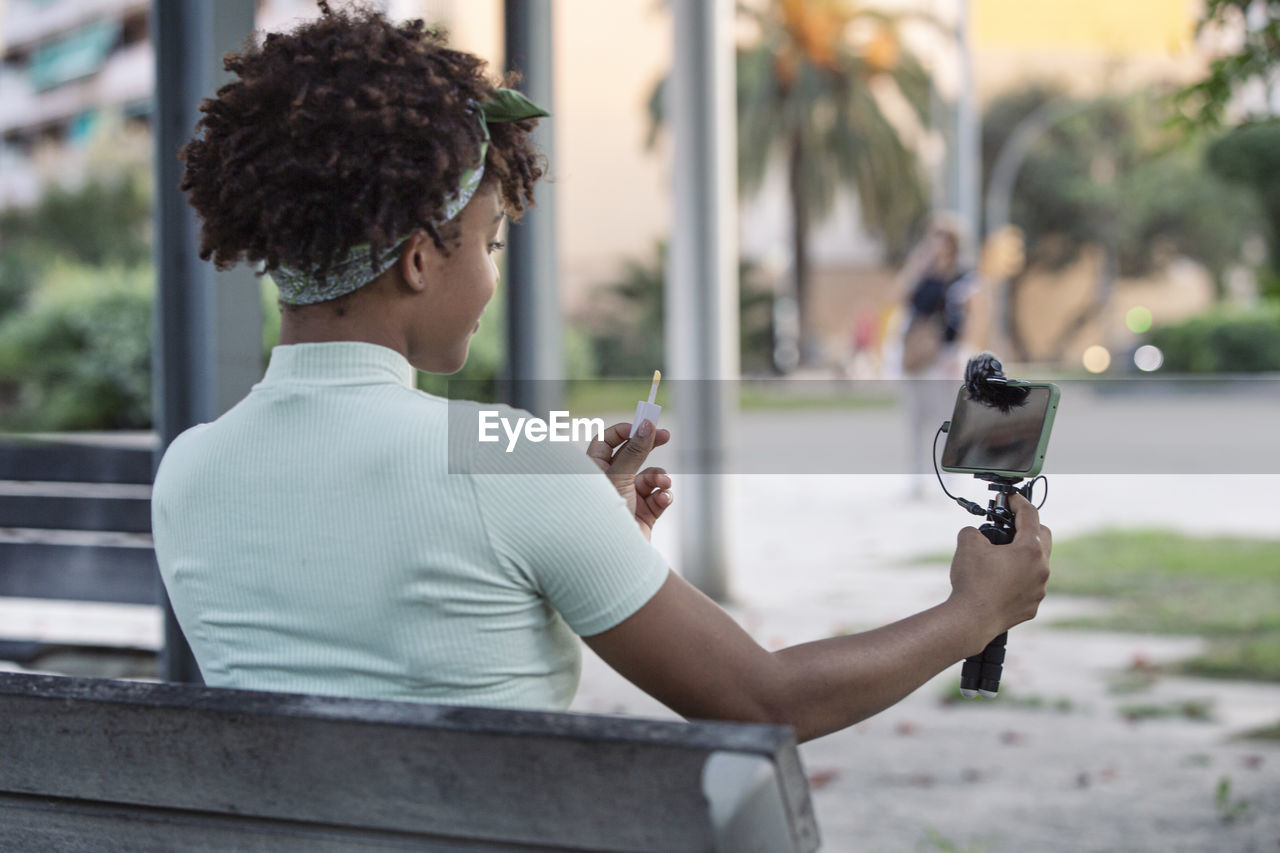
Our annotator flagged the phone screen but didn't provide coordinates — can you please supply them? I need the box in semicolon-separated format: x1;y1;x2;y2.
941;385;1056;476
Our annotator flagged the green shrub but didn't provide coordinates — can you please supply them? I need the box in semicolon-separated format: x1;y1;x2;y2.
0;242;45;316
0;166;153;316
583;242;775;377
1149;302;1280;372
4;173;152;268
0;261;153;430
261;275;283;367
1;253;594;429
1207;120;1280;294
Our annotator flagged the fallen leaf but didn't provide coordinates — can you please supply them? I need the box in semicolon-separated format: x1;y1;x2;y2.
807;768;841;790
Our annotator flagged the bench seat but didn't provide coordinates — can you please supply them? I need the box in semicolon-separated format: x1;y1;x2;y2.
0;671;821;852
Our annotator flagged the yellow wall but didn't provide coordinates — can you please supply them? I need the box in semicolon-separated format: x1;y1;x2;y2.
974;0;1196;57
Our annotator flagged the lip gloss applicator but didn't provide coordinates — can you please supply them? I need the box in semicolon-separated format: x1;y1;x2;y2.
630;370;662;440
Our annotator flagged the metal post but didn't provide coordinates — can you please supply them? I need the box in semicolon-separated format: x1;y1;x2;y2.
502;0;562;417
928;0;956;218
955;0;979;259
151;0;259;684
667;0;738;601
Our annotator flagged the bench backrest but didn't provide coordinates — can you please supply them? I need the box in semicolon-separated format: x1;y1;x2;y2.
0;672;820;852
0;436;157;605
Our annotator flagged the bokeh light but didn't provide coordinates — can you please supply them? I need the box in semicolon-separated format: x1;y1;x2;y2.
1134;344;1164;372
1082;345;1111;373
1125;306;1153;334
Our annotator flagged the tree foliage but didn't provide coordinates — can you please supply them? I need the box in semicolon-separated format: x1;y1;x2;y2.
1205;119;1280;295
982;86;1263;284
729;0;932;256
648;0;933;363
981;86;1265;359
1174;0;1280;129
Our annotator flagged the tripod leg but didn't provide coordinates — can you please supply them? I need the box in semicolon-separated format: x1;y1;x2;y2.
960;631;1008;698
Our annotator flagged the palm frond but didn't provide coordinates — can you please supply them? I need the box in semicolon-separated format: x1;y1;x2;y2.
886;50;932;126
644;75;667;150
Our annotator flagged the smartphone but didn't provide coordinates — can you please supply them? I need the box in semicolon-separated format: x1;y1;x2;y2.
940;382;1060;479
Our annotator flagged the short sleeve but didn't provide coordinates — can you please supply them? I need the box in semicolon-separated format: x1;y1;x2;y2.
460;403;670;636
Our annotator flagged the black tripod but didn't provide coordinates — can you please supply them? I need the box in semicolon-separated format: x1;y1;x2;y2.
958;474;1034;698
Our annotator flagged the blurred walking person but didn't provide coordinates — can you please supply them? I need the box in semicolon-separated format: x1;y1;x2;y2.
889;218;976;497
886;219;1025;496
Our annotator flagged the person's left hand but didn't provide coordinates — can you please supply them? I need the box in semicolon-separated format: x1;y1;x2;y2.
586;419;673;541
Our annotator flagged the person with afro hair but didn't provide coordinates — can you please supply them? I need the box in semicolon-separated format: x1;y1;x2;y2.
153;1;1050;743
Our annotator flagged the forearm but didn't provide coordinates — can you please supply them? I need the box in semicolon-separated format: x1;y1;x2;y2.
768;598;982;742
584;570;1024;745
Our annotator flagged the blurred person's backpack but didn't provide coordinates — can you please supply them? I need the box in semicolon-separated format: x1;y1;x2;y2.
901;271;973;373
901;312;944;373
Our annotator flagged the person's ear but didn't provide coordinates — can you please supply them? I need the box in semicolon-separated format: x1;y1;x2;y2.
397;230;436;294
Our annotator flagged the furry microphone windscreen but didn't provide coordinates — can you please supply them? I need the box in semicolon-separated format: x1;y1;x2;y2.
964;352;1030;413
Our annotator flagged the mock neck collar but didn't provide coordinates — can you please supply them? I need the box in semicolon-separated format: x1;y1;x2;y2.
260;342;416;389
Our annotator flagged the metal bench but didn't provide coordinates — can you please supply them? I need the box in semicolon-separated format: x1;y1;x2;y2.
0;435;160;667
0;671;821;852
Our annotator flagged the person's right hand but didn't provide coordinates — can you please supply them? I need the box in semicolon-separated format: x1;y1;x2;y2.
947;493;1051;655
585;419;673;541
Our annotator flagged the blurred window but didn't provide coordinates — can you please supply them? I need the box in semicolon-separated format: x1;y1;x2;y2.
67;109;99;146
121;11;148;48
28;19;122;92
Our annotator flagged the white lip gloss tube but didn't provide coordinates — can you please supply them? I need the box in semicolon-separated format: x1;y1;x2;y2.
630;370;662;439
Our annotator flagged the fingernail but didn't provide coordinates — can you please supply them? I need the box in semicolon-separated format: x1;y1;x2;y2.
637;419;652;438
661;491;672;504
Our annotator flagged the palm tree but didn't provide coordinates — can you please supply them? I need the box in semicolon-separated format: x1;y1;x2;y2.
650;0;933;365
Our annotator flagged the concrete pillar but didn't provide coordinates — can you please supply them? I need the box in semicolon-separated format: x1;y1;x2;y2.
667;0;738;600
502;0;562;417
151;0;259;684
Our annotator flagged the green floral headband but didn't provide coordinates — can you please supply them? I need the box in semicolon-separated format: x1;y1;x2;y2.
272;88;549;306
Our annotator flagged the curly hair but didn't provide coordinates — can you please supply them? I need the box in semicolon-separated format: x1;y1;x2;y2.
179;0;544;285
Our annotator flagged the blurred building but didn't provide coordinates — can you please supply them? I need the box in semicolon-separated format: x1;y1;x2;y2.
0;0;333;209
0;0;151;207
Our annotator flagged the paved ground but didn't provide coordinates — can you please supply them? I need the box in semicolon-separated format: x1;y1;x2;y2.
572;471;1280;852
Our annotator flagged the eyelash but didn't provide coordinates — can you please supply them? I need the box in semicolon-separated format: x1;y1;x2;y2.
487;241;506;254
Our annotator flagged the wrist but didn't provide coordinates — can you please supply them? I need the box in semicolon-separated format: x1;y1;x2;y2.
941;595;1001;659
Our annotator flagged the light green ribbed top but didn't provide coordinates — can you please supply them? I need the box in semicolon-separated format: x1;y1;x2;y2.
151;341;669;710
